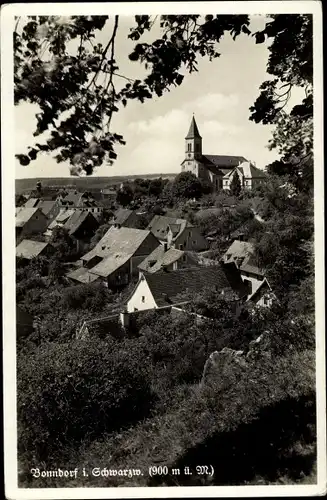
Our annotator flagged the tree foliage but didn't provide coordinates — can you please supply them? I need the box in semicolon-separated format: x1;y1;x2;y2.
229;172;242;197
15;14;312;177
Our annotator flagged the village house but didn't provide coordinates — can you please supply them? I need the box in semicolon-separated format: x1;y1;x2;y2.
246;277;275;308
56;190;102;214
181;116;266;190
67;226;160;287
43;208;76;240
22;198;60;221
147;215;209;251
109;208;140;229
138;245;200;274
62;210;100;252
15;207;49;244
16;239;55;262
222;239;266;297
126;264;247;313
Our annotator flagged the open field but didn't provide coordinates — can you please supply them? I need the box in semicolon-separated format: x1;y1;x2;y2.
16;173;177;194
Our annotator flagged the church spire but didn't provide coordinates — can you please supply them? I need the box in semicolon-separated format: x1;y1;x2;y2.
185;115;201;139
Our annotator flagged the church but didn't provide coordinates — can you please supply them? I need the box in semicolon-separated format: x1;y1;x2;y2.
181;116;266;190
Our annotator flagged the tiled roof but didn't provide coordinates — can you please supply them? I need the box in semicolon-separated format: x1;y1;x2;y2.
16;239;49;259
240;254;265;277
66;267;100;283
82;226;155;263
55;208;76;224
223;240;255;262
147;215;191;241
223;240;264;276
144;265;239;307
89;254;131;278
63;210;97;236
139;247;199;273
59;192;82;206
15;207;40;227
38;200;57;216
24;198;39;208
202;155;247;169
110;208;134;225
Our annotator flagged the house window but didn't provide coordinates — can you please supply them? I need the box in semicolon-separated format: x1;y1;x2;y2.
193;240;197;245
263;296;269;305
141;296;145;303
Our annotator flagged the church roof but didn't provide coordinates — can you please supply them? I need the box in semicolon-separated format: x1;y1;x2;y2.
185;116;202;139
202;155;247;169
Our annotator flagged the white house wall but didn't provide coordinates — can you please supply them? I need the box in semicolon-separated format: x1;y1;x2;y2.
127;279;157;312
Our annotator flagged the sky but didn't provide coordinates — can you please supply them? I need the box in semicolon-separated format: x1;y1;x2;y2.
14;14;304;179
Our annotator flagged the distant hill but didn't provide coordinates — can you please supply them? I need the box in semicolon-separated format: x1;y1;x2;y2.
15;173;177;194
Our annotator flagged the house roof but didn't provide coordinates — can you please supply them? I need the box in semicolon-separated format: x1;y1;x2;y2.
88;254;131;278
143;265;243;307
110;208;134;226
53;208;76;224
23;198;39;208
63;210;97;236
185;116;202;139
147;215;192;241
38;200;57;216
82;226;156;263
246;278;272;302
15;207;41;227
138;247;199;273
224;240;255;262
16;239;49;259
240;254;265;277
223;240;264;276
66;266;100;283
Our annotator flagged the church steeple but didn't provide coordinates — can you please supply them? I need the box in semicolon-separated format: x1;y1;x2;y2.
185;115;202;139
185;115;202;160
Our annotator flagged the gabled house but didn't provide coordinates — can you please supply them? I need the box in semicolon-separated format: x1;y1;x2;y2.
56;190;102;214
222;162;266;190
43;208;76;240
138;245;200;274
16;239;54;262
109;208;140;229
222;239;266;297
69;227;161;288
126;264;247;313
15;207;49;244
147;215;208;251
246;277;275;308
63;210;99;252
23;198;60;221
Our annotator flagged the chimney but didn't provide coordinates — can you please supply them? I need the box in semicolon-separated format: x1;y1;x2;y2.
163;242;168;252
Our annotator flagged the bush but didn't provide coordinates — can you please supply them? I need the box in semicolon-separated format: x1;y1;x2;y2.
17;338;154;465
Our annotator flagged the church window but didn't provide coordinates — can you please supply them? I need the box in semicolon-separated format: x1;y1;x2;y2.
195;143;200;152
187;143;192;152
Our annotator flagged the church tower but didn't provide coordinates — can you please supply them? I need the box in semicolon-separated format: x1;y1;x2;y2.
185;115;202;161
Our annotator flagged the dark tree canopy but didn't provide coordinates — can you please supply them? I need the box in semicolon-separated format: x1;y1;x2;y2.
229;172;242;197
14;14;313;183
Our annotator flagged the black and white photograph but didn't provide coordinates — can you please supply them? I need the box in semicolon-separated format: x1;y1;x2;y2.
2;2;325;499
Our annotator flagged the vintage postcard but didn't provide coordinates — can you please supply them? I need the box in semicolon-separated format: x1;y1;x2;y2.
2;1;325;499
